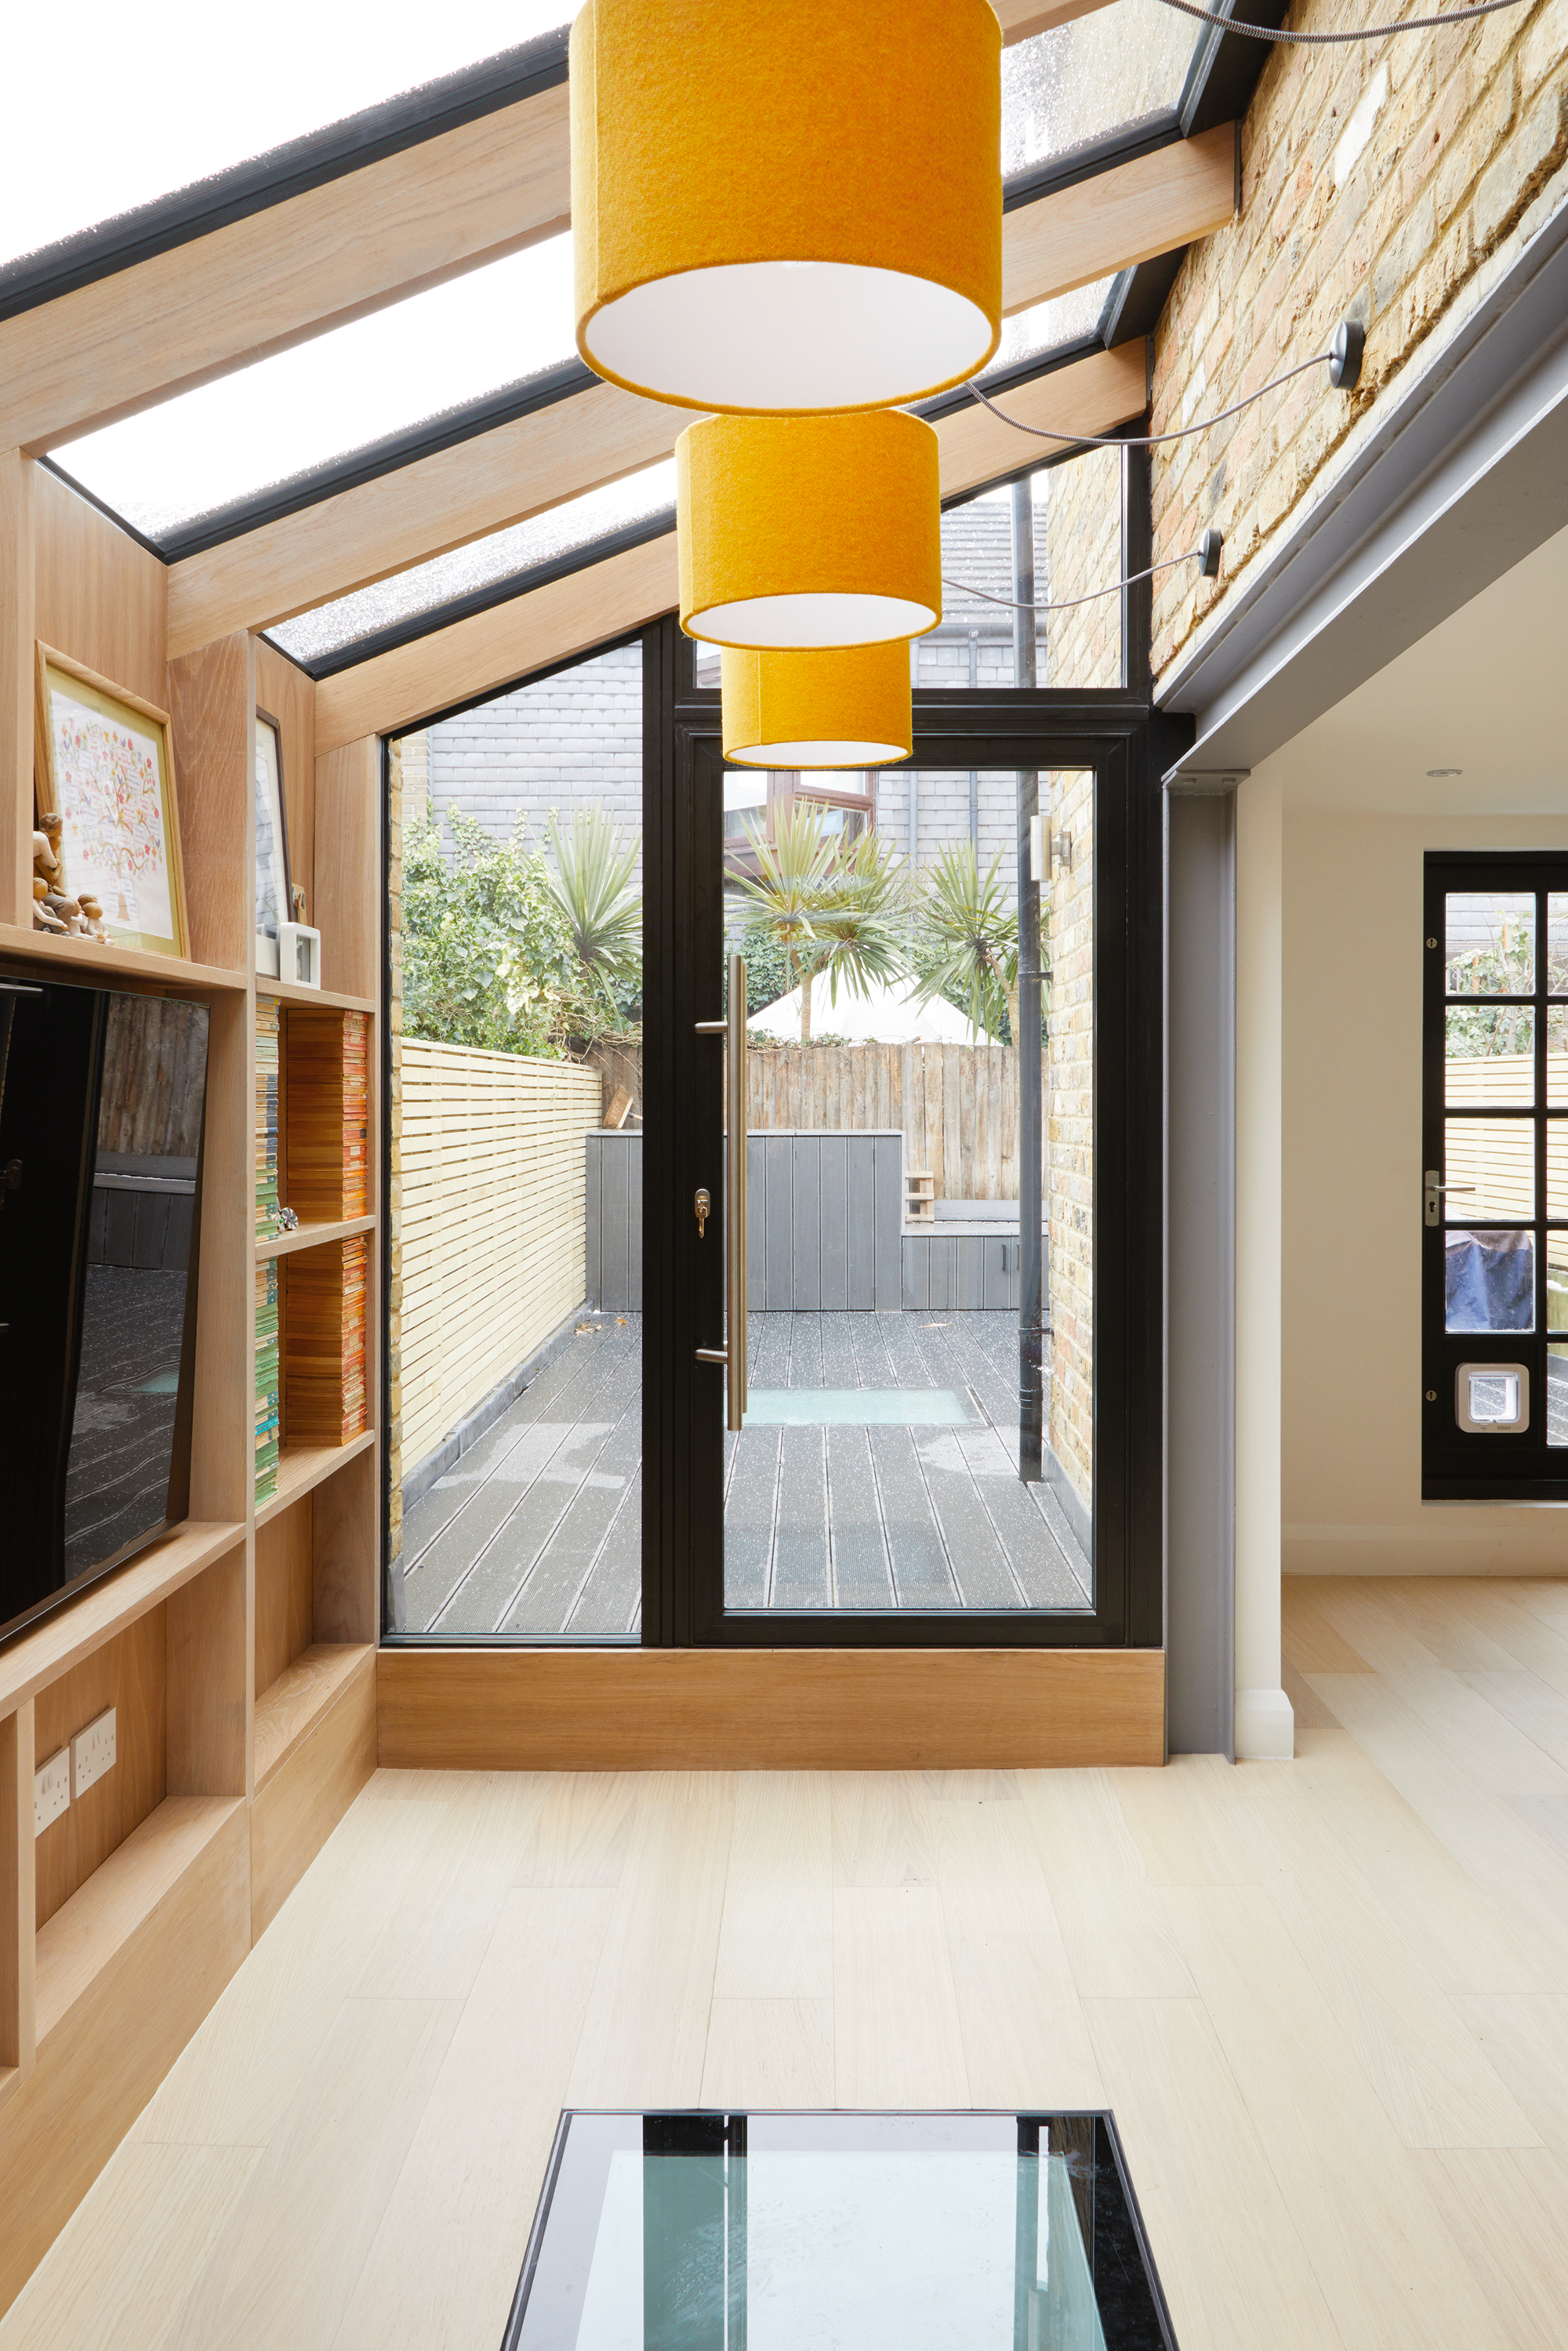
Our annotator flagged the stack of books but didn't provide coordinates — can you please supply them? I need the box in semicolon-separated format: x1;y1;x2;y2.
343;1013;368;1218
256;1000;281;1237
342;1233;368;1440
285;1235;368;1446
255;1258;280;1501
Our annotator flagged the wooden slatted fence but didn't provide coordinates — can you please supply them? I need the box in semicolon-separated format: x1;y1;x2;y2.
400;1039;601;1476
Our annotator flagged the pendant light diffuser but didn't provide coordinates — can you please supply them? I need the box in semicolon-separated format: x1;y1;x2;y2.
723;644;912;769
570;0;1002;415
678;412;942;651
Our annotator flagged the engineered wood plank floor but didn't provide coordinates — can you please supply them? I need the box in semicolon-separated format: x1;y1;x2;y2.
8;1576;1568;2350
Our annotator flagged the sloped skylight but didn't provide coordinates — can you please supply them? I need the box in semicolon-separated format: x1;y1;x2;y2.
1;2;570;268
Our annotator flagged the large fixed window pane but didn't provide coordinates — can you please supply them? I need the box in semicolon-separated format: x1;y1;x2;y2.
719;767;1093;1615
387;644;644;1639
927;452;1124;693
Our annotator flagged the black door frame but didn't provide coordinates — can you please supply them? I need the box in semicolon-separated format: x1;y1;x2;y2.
1422;850;1568;1500
642;626;1186;1648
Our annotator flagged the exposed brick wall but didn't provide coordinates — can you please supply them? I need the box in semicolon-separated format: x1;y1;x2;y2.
1150;0;1568;677
1044;766;1094;1515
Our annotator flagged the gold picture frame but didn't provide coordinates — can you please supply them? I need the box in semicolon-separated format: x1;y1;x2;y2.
34;644;190;960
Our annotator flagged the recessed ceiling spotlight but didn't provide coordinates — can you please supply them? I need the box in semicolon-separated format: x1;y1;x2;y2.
1426;767;1463;777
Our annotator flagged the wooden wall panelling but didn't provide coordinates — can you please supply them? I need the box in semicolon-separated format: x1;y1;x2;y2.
311;738;379;999
0;449;34;931
31;466;167;713
32;1613;168;1933
249;1653;376;1939
167;629;253;973
166;1548;248;1801
1002;124;1237;313
254;637;317;922
0;1703;34;2098
312;1446;378;1647
256;1500;314;1696
0;1801;249;2323
378;1649;1167;1772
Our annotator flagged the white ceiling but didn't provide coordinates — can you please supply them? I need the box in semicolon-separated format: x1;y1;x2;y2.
1281;513;1568;817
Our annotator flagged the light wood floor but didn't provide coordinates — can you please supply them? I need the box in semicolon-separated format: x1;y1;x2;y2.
7;1576;1568;2351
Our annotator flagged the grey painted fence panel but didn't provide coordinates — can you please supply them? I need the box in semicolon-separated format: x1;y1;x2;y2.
819;1136;848;1312
846;1138;877;1309
587;1129;1051;1319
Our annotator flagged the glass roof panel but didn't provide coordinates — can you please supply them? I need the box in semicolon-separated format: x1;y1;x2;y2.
268;458;678;666
993;281;1116;371
1000;0;1201;179
2;3;569;269
52;238;576;542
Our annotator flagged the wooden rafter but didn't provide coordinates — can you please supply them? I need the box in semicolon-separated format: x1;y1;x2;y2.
163;105;1232;657
311;340;1147;749
1003;123;1236;311
0;1;1136;455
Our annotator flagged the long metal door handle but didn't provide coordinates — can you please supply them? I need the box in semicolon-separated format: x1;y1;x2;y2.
726;953;748;1431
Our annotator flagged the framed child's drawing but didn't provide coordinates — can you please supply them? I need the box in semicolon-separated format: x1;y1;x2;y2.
34;645;189;960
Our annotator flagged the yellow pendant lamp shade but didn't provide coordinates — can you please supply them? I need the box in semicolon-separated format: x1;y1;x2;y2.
723;645;912;769
569;0;1001;415
678;412;942;650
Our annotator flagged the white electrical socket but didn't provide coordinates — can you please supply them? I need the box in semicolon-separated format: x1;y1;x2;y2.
34;1747;71;1838
72;1706;116;1798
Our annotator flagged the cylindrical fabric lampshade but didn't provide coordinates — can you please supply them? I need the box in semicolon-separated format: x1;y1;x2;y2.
570;0;1001;415
723;645;912;768
679;412;942;649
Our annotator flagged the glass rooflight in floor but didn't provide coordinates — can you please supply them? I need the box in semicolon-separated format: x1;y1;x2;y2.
505;2110;1174;2351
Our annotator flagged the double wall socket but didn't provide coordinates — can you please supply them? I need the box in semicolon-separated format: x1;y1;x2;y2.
34;1747;71;1837
72;1706;116;1798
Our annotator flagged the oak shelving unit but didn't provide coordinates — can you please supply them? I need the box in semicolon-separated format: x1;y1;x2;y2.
0;462;383;2305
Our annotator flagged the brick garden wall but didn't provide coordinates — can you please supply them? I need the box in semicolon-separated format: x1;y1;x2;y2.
1149;0;1568;677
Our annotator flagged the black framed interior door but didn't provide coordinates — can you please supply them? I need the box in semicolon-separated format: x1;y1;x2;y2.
1423;851;1568;1499
641;625;1180;1649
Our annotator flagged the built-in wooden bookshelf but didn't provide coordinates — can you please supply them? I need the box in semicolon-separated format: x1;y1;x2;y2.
0;462;383;2312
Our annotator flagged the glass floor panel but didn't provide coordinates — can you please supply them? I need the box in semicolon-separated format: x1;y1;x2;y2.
505;2110;1175;2351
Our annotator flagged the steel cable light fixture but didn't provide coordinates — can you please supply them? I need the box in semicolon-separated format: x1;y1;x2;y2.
570;0;1002;415
722;643;913;769
678;412;942;649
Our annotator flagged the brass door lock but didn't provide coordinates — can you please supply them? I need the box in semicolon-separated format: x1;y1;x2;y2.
695;1186;711;1239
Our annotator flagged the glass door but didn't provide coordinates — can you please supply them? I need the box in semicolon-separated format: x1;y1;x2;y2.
1423;854;1568;1497
656;692;1165;1651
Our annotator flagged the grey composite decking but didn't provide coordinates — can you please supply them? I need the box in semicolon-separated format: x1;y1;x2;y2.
399;1310;1092;1636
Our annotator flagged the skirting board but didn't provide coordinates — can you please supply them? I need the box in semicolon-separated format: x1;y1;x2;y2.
378;1647;1166;1771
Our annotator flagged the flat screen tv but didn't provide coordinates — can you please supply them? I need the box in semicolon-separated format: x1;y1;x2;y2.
0;967;209;1647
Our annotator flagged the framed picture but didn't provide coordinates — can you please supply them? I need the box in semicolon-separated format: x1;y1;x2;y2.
34;644;188;960
255;709;292;977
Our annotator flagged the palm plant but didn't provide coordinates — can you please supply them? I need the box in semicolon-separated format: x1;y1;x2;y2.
546;806;642;1031
733;804;906;1041
909;841;1018;1043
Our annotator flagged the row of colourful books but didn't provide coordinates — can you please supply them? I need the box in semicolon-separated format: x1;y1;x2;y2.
256;999;281;1239
255;1257;279;1504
